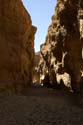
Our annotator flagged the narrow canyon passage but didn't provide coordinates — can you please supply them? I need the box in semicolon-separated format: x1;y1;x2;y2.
33;0;83;95
0;0;83;124
0;0;83;95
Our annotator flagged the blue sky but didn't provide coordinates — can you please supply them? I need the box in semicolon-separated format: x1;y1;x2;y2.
22;0;56;52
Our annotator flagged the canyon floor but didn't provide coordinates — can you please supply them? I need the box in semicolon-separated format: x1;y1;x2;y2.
0;86;83;125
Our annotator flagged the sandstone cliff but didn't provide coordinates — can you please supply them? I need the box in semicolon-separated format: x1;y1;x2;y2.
39;0;83;91
0;0;37;93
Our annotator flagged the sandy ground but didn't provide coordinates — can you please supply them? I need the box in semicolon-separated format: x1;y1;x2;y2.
0;86;83;125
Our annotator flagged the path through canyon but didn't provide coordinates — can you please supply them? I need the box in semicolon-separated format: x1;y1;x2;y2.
0;86;83;125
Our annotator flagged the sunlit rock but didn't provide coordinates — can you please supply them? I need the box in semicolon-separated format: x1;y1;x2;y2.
39;0;83;91
0;0;37;94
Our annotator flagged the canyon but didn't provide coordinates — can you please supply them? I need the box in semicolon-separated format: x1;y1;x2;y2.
0;0;83;94
0;1;83;124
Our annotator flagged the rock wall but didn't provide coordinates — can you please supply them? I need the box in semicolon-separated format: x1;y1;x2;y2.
0;0;37;93
39;0;83;91
33;52;40;85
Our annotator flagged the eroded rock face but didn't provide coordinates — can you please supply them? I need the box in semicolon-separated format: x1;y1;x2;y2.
39;0;83;91
32;52;40;85
0;0;37;93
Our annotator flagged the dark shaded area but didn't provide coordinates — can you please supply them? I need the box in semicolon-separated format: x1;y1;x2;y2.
0;86;83;125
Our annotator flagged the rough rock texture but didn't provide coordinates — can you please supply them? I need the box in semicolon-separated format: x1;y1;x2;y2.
0;0;37;93
33;52;40;85
39;0;83;91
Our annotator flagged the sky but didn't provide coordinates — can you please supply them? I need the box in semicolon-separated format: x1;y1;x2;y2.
22;0;56;52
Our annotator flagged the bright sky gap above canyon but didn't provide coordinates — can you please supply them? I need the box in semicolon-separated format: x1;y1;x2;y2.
22;0;56;52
